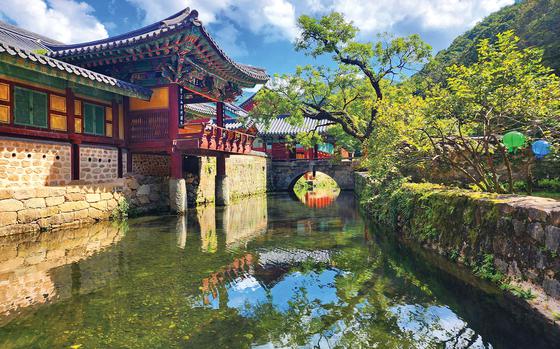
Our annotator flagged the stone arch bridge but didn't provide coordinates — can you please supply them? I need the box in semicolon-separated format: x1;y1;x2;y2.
267;159;355;191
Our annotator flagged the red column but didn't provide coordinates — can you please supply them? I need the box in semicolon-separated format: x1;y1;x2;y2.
66;88;80;181
216;101;224;127
169;84;182;179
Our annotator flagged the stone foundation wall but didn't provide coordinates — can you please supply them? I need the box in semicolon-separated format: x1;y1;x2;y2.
356;173;560;303
226;154;267;199
0;137;71;187
79;145;118;183
0;175;168;236
132;153;169;176
186;155;267;206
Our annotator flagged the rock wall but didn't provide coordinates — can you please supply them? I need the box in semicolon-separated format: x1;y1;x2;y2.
0;221;126;325
0;137;71;187
226;154;267;199
79;145;119;183
132;153;170;177
356;173;560;305
0;175;168;236
186;155;267;206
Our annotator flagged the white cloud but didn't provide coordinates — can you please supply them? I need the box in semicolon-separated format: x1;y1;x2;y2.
126;0;514;47
0;0;108;44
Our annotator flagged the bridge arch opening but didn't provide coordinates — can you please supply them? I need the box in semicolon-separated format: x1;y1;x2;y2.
290;171;341;208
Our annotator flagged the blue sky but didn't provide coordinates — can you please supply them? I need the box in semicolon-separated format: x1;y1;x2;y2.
1;0;514;93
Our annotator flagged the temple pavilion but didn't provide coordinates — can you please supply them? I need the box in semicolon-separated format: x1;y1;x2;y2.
0;8;268;208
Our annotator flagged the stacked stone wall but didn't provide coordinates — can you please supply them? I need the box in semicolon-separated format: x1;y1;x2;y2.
132;154;169;176
0;137;71;187
0;175;168;236
356;173;560;319
226;154;267;199
79;145;118;183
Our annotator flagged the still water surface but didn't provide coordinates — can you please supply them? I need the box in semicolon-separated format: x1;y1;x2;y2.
0;193;559;348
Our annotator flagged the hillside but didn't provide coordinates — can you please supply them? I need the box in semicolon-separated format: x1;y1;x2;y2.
419;0;560;82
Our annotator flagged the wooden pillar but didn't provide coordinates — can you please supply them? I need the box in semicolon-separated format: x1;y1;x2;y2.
169;84;179;141
117;148;123;178
216;101;224;127
66;87;80;181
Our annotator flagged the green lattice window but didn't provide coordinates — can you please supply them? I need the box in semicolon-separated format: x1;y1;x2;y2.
14;87;47;128
83;102;105;136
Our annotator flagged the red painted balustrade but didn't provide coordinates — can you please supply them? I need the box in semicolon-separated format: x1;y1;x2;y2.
178;122;255;154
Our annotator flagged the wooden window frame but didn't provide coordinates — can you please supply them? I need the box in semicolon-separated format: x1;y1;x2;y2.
13;86;49;129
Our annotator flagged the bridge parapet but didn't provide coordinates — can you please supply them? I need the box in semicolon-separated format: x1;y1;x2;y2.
267;159;355;191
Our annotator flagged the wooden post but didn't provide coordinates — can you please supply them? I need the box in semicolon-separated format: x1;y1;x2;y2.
169;84;179;142
66;87;80;181
216;101;224;127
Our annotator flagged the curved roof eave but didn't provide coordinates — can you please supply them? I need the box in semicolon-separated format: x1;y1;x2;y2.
46;8;269;86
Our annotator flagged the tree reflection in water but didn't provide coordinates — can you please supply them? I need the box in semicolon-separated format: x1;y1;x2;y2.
0;193;558;348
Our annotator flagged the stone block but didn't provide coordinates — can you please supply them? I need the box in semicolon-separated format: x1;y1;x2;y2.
543;277;560;299
107;199;118;210
136;184;151;196
35;187;66;198
0;212;18;226
138;195;151;204
527;223;544;242
23;198;46;209
65;193;85;201
46;196;65;207
91;201;108;211
88;207;104;219
86;193;101;203
545;225;560;252
0;199;24;212
12;189;36;200
74;209;90;220
512;219;526;236
100;192;113;200
59;201;89;213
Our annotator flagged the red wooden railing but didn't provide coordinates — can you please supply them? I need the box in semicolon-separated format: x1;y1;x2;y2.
178;122;255;154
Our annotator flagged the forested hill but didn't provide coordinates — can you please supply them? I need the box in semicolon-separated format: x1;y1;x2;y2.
418;0;560;82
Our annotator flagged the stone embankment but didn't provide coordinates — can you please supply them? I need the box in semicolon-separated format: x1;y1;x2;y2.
355;172;560;323
0;175;167;236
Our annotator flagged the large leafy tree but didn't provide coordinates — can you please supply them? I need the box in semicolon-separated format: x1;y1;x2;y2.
420;31;560;193
249;12;431;145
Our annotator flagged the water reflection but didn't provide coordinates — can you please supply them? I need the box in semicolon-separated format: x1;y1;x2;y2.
0;193;558;349
0;222;127;325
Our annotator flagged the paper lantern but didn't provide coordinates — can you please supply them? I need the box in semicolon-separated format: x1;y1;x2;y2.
531;139;551;159
502;131;525;153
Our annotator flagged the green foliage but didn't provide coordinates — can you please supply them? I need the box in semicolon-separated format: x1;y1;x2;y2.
500;283;536;300
111;198;130;220
472;254;503;284
420;31;560;193
418;0;560;82
250;12;431;144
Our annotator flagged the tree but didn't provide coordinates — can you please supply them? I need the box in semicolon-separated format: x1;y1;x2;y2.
421;31;560;193
249;12;431;144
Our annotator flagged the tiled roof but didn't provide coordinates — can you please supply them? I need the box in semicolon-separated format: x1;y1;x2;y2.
0;41;152;100
185;102;249;118
257;115;331;136
46;8;269;84
0;20;62;51
0;21;151;100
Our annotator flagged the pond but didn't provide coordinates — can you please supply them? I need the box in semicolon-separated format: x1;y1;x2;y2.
0;192;559;348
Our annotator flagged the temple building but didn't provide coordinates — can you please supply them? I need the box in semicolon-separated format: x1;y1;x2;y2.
0;8;268;212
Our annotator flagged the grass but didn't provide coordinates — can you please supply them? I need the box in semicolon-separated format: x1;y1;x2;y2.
529;191;560;200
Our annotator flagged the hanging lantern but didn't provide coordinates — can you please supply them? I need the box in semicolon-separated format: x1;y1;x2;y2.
502;131;526;153
531;139;551;159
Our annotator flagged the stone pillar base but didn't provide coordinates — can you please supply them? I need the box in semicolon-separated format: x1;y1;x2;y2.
169;178;187;215
215;175;230;206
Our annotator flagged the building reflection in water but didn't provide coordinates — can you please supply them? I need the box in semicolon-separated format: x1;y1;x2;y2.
0;222;127;325
297;189;340;208
191;194;268;253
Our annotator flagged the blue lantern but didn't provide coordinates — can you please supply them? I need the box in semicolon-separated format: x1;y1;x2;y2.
531;140;551;159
